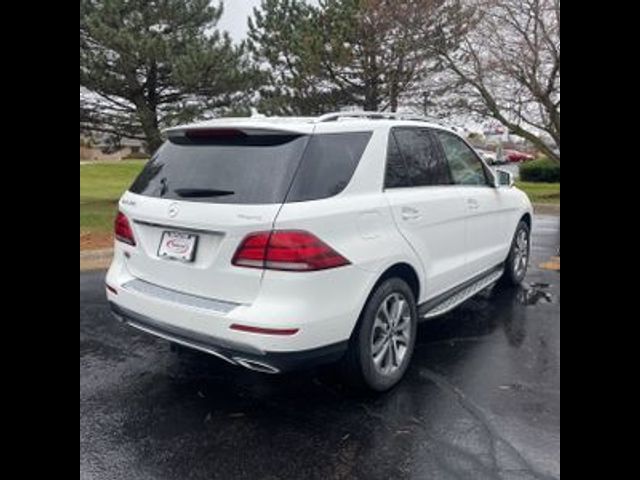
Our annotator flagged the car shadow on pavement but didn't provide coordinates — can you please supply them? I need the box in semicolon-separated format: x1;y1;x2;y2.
104;281;558;480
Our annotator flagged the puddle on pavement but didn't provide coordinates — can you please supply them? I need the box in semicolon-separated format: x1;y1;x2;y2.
517;283;553;305
416;281;555;350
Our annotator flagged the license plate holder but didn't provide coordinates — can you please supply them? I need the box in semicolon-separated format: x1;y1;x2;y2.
158;231;198;262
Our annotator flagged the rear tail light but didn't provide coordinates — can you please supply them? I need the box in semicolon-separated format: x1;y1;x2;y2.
232;230;350;271
114;211;136;246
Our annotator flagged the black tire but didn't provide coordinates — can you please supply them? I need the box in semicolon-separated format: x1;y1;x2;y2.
341;278;418;391
501;220;531;286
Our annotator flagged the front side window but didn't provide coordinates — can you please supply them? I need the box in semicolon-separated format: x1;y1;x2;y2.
435;131;490;186
391;128;452;187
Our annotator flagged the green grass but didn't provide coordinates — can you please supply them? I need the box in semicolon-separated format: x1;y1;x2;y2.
515;181;560;204
80;160;146;232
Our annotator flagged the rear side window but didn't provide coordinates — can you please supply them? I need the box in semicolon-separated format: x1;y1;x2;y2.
286;132;372;202
129;134;309;204
384;134;411;188
391;128;452;187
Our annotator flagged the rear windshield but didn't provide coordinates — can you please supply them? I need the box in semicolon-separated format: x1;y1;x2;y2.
129;131;371;204
129;134;307;204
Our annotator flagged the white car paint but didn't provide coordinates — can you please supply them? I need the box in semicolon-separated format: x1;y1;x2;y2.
106;115;532;366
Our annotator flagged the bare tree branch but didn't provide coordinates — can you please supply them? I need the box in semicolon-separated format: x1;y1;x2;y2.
426;0;560;161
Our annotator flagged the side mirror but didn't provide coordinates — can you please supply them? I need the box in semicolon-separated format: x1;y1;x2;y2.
495;169;514;188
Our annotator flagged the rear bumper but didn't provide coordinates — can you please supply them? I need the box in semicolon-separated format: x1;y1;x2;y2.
106;245;377;344
110;302;347;373
105;243;378;372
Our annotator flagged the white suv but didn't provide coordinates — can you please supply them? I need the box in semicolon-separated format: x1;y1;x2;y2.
106;112;532;391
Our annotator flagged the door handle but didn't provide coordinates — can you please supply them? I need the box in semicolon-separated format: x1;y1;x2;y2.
401;207;421;220
467;198;480;210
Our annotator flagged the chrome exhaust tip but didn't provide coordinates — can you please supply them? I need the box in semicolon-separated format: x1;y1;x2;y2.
234;357;280;374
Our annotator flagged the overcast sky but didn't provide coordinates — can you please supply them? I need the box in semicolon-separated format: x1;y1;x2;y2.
217;0;263;41
218;0;318;42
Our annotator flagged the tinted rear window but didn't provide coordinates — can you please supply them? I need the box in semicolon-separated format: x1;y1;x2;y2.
286;132;372;202
129;134;309;204
129;131;371;204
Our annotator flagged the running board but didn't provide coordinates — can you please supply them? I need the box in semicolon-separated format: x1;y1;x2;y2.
419;266;504;320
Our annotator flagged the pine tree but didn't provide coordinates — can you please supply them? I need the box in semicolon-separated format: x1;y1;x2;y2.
80;0;257;152
248;0;445;114
247;0;348;115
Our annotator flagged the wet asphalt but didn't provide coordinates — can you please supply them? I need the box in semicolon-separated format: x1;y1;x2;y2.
80;215;560;480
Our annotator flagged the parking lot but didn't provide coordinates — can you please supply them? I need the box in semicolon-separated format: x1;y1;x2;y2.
491;162;520;179
80;215;559;480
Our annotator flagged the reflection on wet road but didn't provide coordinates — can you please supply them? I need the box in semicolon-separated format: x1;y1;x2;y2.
80;215;560;480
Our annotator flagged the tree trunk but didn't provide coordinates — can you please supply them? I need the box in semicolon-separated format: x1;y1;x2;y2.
364;75;380;111
389;81;398;112
364;92;379;111
134;99;162;154
138;62;163;154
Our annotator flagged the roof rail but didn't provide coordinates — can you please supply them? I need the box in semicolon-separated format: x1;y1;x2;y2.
316;111;395;122
315;111;439;124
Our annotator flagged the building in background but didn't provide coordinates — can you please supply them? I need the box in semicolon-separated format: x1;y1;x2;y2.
80;133;147;161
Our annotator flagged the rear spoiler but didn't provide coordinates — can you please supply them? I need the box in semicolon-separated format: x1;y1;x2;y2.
164;127;306;141
163;121;315;139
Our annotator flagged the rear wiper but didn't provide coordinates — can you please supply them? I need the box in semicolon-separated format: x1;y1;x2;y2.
159;177;168;197
174;188;235;198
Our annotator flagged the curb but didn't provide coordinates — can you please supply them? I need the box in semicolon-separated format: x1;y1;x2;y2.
80;248;114;260
80;248;113;272
533;204;560;216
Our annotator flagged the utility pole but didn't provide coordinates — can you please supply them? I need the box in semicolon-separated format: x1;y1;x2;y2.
422;91;429;116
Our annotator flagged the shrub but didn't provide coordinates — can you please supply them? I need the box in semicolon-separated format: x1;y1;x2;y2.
519;157;560;182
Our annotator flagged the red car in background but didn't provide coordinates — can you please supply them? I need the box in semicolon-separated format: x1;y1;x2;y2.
505;150;535;163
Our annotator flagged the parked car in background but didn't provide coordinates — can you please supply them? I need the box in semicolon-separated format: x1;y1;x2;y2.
475;148;500;165
106;112;533;391
505;150;535;163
